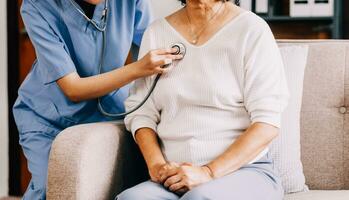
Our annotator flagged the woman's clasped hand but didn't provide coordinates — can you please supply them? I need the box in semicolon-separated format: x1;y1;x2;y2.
150;162;213;195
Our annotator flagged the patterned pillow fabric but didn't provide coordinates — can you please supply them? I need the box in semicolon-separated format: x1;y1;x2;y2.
271;45;309;193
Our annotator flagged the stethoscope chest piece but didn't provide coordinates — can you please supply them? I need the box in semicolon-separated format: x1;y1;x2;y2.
171;43;186;57
161;43;186;69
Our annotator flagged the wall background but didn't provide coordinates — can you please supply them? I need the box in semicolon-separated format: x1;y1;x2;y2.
150;0;182;19
0;0;8;197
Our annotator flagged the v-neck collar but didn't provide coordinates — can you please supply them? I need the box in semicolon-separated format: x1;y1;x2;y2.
61;0;107;30
163;11;250;48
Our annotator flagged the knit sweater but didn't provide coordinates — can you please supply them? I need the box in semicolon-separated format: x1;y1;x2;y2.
124;11;289;166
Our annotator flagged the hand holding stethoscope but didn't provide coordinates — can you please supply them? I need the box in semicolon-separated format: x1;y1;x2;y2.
133;48;184;78
99;43;186;118
69;0;186;117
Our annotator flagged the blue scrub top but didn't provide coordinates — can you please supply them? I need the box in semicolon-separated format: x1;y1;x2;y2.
13;0;153;134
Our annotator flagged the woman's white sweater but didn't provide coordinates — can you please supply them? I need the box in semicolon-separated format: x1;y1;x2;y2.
124;11;289;166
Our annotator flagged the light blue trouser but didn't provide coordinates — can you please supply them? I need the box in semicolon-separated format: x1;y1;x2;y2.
19;131;57;200
117;154;284;200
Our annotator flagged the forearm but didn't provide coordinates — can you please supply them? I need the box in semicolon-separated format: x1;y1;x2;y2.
206;122;278;178
57;63;139;102
135;128;167;168
57;47;182;102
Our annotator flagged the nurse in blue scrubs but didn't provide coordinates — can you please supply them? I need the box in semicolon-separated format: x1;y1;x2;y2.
13;0;182;199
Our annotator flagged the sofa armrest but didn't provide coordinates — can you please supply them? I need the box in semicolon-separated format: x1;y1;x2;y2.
47;122;148;200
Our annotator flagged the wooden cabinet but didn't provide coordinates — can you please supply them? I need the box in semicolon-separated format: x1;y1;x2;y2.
17;0;35;194
18;0;36;83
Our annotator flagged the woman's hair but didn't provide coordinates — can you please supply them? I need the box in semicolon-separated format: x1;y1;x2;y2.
178;0;240;5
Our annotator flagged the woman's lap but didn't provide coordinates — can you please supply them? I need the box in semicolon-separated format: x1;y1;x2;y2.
117;158;284;200
181;167;284;200
117;181;179;200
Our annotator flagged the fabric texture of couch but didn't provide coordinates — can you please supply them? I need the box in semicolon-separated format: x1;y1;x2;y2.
47;40;349;199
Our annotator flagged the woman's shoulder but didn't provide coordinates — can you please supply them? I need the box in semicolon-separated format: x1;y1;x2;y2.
147;18;167;29
143;17;172;36
235;11;271;33
225;10;275;45
147;8;187;33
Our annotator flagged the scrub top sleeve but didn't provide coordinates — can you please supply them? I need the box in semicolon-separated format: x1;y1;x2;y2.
132;0;153;46
21;1;76;84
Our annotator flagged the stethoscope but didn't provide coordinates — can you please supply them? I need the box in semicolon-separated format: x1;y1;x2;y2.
69;0;186;117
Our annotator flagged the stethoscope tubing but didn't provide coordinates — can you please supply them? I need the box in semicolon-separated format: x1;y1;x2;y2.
69;0;108;32
98;74;163;117
69;0;163;118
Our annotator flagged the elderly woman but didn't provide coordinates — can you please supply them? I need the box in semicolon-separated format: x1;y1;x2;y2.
119;0;289;199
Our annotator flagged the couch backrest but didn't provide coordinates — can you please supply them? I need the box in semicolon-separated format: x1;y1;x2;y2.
278;40;349;190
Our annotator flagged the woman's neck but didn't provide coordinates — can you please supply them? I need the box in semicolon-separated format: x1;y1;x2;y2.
186;0;224;21
83;0;103;5
75;0;96;19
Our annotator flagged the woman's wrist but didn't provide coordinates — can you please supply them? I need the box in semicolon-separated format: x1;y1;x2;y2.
202;164;215;179
148;159;167;170
135;128;167;170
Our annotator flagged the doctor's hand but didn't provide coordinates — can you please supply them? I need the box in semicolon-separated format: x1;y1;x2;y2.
149;162;180;184
131;48;183;78
163;163;213;195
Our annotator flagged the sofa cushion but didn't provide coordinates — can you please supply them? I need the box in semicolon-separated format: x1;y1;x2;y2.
271;45;309;193
299;42;349;189
277;41;349;190
47;122;148;200
284;190;349;200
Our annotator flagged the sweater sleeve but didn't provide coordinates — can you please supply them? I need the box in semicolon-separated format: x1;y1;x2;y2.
243;23;289;128
124;28;160;139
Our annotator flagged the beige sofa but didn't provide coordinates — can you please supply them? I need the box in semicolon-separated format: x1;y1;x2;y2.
47;40;349;200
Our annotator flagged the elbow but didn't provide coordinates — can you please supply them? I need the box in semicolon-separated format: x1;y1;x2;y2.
64;89;84;103
265;125;279;144
269;128;279;141
68;95;82;103
57;74;86;102
254;122;280;144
